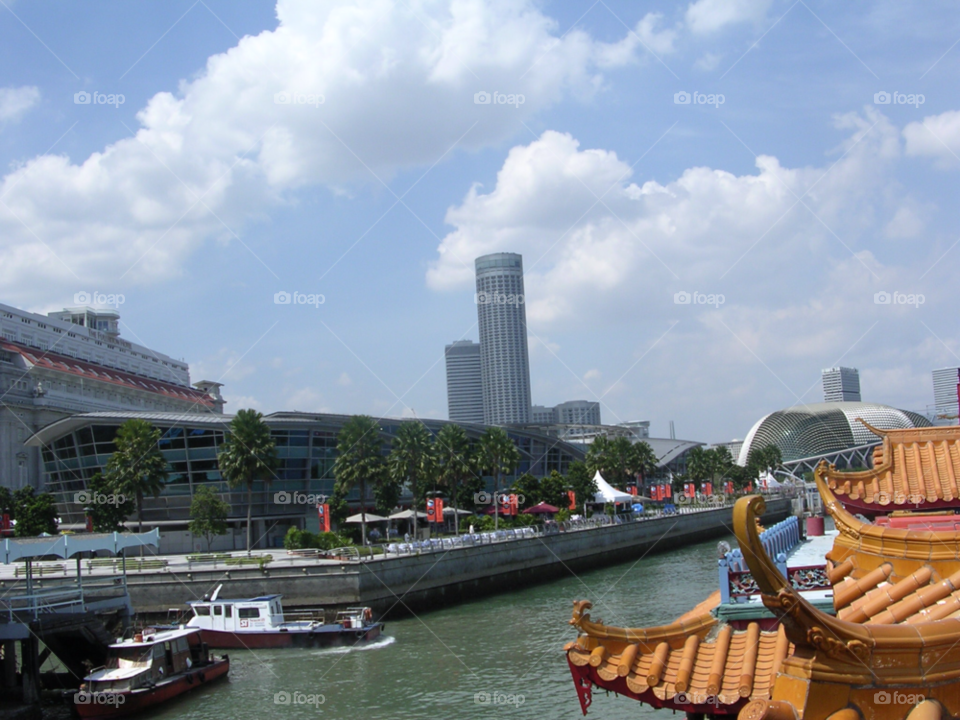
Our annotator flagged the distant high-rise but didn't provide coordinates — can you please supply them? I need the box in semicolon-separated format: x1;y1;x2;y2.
475;252;532;425
529;401;601;426
822;367;861;403
932;367;960;419
444;340;484;424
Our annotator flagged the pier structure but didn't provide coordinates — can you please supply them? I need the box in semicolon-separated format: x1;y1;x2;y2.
0;529;159;707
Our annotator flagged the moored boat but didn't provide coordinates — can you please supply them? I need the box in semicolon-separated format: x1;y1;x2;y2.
72;626;228;719
184;588;383;649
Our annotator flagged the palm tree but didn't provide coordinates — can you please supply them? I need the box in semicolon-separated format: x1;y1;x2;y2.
434;424;474;534
103;419;168;535
388;422;436;539
332;415;387;546
478;427;521;530
633;441;658;487
584;435;611;479
217;409;278;552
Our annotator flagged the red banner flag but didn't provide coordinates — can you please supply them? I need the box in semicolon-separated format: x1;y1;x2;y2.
665;484;672;499
704;482;713;496
427;498;444;523
567;490;576;511
629;486;637;496
508;494;519;516
317;503;330;533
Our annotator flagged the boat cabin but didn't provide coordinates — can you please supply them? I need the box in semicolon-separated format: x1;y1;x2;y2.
187;595;288;633
84;628;201;693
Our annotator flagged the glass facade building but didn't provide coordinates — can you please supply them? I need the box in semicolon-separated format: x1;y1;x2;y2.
29;411;584;534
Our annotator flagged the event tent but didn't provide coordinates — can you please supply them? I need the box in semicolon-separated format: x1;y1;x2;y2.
592;471;635;504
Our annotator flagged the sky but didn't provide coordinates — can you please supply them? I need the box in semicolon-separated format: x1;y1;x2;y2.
1;0;959;444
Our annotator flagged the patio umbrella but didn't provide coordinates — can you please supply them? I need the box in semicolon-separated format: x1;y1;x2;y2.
523;502;560;514
344;512;388;523
387;509;429;520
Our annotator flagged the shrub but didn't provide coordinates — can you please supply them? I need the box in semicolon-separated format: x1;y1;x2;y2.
283;526;352;550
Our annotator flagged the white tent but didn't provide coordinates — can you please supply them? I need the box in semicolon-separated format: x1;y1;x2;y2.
592;471;635;504
388;509;429;520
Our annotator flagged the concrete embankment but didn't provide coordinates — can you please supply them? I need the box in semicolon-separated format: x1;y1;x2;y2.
116;498;792;618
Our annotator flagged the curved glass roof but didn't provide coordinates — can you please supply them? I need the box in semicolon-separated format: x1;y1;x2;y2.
738;402;932;464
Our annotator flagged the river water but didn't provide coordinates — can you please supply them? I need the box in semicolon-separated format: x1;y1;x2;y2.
149;533;728;720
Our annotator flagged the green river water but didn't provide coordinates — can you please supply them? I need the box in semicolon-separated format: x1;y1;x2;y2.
146;533;729;720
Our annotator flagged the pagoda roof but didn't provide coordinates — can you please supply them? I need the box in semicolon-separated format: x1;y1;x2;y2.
821;421;960;514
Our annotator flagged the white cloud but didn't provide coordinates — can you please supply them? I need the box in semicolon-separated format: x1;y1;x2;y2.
0;86;40;123
0;0;650;305
685;0;773;35
903;110;960;165
884;204;926;239
429;111;902;330
337;371;352;386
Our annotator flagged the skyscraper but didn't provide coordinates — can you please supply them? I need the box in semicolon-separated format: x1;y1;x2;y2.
475;252;532;424
444;340;484;424
932;367;960;419
822;367;861;402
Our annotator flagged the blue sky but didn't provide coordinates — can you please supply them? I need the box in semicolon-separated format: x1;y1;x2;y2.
2;0;960;443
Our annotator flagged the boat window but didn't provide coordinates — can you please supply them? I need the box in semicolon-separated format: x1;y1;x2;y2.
194;606;210;616
225;606;232;617
175;637;189;653
214;606;223;616
239;607;261;619
107;647;152;669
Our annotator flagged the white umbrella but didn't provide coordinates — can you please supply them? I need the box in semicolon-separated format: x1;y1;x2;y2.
388;509;429;520
344;512;388;523
442;507;473;515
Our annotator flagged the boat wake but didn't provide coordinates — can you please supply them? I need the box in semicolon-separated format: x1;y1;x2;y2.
311;634;396;656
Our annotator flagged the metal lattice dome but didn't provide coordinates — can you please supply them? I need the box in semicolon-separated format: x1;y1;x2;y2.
737;402;932;465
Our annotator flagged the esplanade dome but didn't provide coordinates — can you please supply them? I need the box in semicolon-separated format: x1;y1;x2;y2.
737;402;932;465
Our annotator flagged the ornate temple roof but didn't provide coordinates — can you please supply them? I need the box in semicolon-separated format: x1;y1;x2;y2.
821;421;960;515
568;484;960;719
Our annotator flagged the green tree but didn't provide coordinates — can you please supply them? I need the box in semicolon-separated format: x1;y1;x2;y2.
103;419;168;535
565;461;597;515
217;409;279;552
584;435;611;479
373;474;402;516
686;446;710;483
540;470;567;510
434;424;475;533
388;422;436;539
86;472;129;532
189;486;230;552
747;444;783;482
633;441;658;486
511;472;541;509
13;487;58;536
333;415;388;546
478;427;521;530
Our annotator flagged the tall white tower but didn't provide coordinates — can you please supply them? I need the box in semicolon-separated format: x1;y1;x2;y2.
475;253;532;425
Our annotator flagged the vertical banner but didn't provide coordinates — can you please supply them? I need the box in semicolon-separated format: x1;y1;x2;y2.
629;486;637;496
567;490;576;511
85;514;93;533
317;503;330;533
436;497;444;522
508;494;519;516
665;484;672;499
704;482;713;496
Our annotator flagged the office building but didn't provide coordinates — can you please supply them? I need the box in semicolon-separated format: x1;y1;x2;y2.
822;367;861;403
444;340;483;424
933;367;960;421
0;302;223;490
530;400;602;426
475;253;532;424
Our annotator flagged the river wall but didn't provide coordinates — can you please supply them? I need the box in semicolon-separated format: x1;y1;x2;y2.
117;498;792;618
